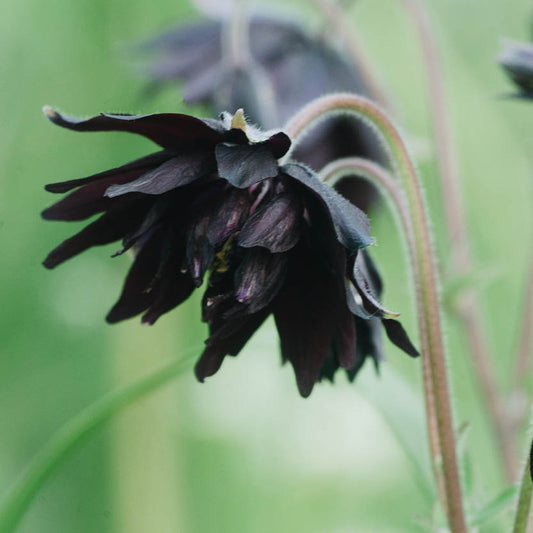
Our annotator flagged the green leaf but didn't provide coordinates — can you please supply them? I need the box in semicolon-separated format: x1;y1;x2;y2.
456;422;474;498
469;486;518;527
0;348;198;533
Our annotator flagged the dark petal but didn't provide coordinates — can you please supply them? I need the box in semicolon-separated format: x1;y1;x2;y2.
265;132;291;159
42;171;146;222
358;247;383;294
206;189;251;246
194;346;226;382
274;245;342;397
347;317;384;380
186;216;215;286
334;304;357;370
352;252;399;318
201;251;243;323
139;19;222;54
43;107;223;150
106;230;164;323
43;199;151;269
215;143;279;188
105;152;216;197
141;271;195;325
116;197;171;256
140;228;195;324
293;117;383;209
382;319;419;358
195;308;270;381
202;291;232;324
498;40;533;96
318;348;339;383
238;192;301;253
333;175;378;218
183;63;224;104
283;163;374;251
44;151;172;194
234;248;287;313
345;279;373;320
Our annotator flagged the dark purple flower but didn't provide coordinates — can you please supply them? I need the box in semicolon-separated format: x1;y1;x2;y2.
42;107;417;397
498;40;533;97
133;12;383;212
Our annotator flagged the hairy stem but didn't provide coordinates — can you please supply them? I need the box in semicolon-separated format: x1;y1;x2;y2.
321;157;447;511
285;93;467;532
514;248;533;390
400;0;515;480
0;352;196;533
512;452;532;533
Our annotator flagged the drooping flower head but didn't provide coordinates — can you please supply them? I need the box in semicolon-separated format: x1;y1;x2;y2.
42;106;418;397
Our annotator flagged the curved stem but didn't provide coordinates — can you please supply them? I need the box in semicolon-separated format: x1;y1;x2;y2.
512;452;532;533
310;0;390;109
514;247;533;389
321;157;447;512
400;0;516;483
0;351;196;533
285;93;467;532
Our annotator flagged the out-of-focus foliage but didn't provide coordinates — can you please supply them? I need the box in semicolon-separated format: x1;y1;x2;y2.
1;0;532;532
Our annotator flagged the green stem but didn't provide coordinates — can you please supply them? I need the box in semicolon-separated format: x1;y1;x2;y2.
284;93;467;532
400;0;515;483
320;157;447;513
0;351;196;533
512;454;532;533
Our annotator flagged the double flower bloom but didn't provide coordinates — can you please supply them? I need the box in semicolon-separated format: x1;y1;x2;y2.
42;106;418;397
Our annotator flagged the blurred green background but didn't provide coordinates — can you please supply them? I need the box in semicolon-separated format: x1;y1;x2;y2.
1;0;533;531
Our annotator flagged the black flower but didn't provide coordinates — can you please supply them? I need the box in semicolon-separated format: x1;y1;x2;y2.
498;40;533;97
134;12;383;212
42;107;418;397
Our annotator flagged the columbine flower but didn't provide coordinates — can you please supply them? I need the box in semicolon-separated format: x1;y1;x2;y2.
133;12;382;212
498;40;533;97
42;106;418;397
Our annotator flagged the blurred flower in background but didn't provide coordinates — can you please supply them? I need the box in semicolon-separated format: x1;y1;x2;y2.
42;106;417;397
131;8;383;212
498;39;533;97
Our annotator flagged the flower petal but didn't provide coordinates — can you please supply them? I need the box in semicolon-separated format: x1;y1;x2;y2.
238;192;301;253
273;244;343;397
195;308;270;381
186;216;215;287
43;107;223;150
352;252;399;318
334;304;358;370
382;319;419;358
234;248;287;313
348;317;384;380
283;163;374;251
215;143;279;188
44;151;172;194
141;268;195;325
42;172;146;222
43;199;151;269
106;230;164;323
206;189;251;246
264;132;291;159
105;152;215;197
